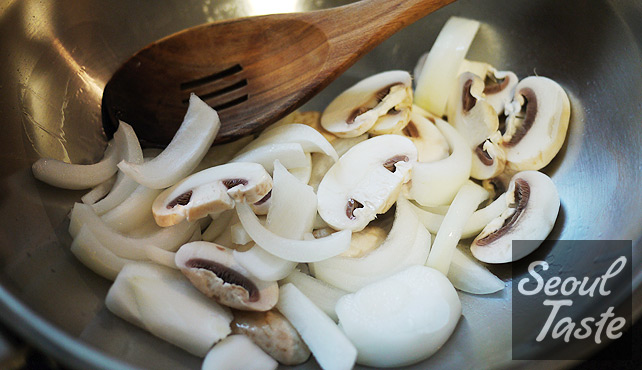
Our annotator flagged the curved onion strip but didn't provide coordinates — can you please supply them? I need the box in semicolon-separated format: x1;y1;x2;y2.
202;335;278;370
81;175;117;205
281;270;347;322
105;263;233;357
202;210;234;242
236;202;350;263
70;225;129;281
91;173;139;215
118;94;221;189
426;181;488;275
230;142;309;173
70;203;197;259
313;217;429;292
276;284;357;370
144;245;178;269
411;193;507;238
414;17;480;116
409;119;472;206
238;124;338;162
230;222;253;246
288;152;312;185
447;247;505;294
101;185;162;233
194;136;253;173
234;244;296;281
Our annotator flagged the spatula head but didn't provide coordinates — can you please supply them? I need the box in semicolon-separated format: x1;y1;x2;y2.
102;15;329;147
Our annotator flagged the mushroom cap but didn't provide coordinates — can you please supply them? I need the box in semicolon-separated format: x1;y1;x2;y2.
400;109;449;163
470;170;560;263
321;71;413;138
471;131;506;180
152;162;272;227
317;135;418;232
175;241;279;311
483;69;518;116
501;76;571;171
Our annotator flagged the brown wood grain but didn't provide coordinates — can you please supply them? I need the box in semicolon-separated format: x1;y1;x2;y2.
102;0;456;147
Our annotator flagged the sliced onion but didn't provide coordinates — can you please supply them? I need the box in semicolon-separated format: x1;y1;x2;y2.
194;136;253;173
447;247;505;294
236;202;350;263
230;221;253;246
409;119;472;206
312;197;430;292
411;193;507;238
105;262;233;357
276;283;357;370
287;152;312;185
81;175;117;205
414;17;480;117
100;185;162;233
238;124;338;162
118;94;221;189
90;173;139;215
70;225;129;281
144;245;178;270
233;244;296;281
426;181;488;275
202;210;234;242
70;203;197;259
202;335;277;370
230;142;309;173
281;270;347;321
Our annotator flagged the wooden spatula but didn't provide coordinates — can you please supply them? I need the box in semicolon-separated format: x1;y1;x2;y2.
102;0;455;146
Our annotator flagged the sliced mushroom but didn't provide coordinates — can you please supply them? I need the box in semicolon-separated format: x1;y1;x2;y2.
399;108;449;162
448;72;506;180
152;162;272;227
483;69;518;116
339;225;387;258
501;76;571;171
175;241;279;311
471;170;560;263
321;71;412;138
317;135;418;231
231;309;311;365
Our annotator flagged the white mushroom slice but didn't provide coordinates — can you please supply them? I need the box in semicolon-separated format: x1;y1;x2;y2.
308;134;369;192
32;120;141;190
231;310;311;366
70;225;129;281
105;262;233;357
202;335;277;370
321;71;412;138
335;265;461;367
483;69;519;116
411;192;508;239
281;270;347;322
276;284;357;370
267;110;336;143
368;102;412;135
501;76;571;171
236;203;351;263
448;72;499;146
69;203;197;259
447;247;505;294
340;225;387;258
237;123;338;162
175;241;279;311
409;119;472;206
399;109;450;162
101;185;162;233
313;197;431;292
457;59;493;80
317;135;417;232
414;16;480;117
471;170;560;263
426;181;489;275
471;132;507;180
118;94;221;189
230;142;309;173
152;162;272;227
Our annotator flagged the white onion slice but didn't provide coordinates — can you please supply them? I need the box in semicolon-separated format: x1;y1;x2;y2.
90;173;139;215
237;124;338;161
276;283;357;370
414;17;480;116
234;245;295;282
144;245;178;270
101;185;162;233
194;136;253;173
81;175;116;205
426;181;488;275
118;94;221;189
230;142;309;173
105;262;232;357
70;225;129;281
409;119;472;206
281;270;347;321
230;221;253;246
411;193;507;238
202;210;234;242
288;152;312;185
202;335;278;370
70;203;197;259
236;202;350;263
448;247;505;294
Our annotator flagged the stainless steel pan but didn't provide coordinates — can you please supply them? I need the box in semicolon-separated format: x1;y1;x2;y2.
0;0;640;369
